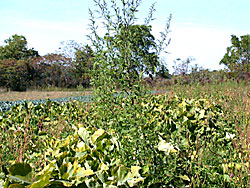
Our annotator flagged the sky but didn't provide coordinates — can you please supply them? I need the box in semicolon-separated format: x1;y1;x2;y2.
0;0;250;72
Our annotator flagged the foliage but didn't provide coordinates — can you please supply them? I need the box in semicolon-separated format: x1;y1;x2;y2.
2;125;143;187
58;41;95;88
155;62;171;79
72;45;94;88
161;57;228;86
0;100;85;169
0;34;39;61
0;0;249;186
0;34;40;91
220;34;250;79
79;94;236;187
164;80;250;187
112;24;160;80
0;36;95;90
31;54;74;88
88;0;171;100
172;57;195;76
0;59;29;91
85;1;239;186
0;86;248;187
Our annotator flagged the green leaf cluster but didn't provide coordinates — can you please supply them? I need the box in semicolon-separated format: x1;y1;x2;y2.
0;92;241;187
0;34;39;61
220;34;250;77
80;94;236;187
88;0;171;102
2;125;143;187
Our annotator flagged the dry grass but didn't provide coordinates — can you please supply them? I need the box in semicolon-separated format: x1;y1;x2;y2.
0;89;92;101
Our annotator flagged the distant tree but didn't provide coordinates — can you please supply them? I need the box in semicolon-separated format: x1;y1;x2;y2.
32;53;73;88
0;59;29;91
172;57;195;76
0;34;39;60
72;45;94;87
112;24;160;80
57;41;94;87
57;40;81;60
156;64;171;79
0;34;39;91
220;34;250;79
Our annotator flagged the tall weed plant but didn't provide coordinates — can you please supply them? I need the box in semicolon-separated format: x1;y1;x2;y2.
87;0;238;187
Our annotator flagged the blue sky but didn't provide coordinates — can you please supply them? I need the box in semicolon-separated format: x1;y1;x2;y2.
0;0;250;72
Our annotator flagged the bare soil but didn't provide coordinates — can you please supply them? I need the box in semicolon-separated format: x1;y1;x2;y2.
0;90;92;101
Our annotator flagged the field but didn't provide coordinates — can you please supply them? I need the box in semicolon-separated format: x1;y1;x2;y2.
0;80;250;187
0;88;91;101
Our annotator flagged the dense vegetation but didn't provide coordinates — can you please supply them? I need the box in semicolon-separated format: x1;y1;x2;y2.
0;81;249;187
0;36;94;91
0;0;249;187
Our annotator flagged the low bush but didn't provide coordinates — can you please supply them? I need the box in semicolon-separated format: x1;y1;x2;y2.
79;94;237;187
2;125;143;187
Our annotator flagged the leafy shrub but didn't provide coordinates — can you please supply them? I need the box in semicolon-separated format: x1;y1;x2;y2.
0;100;89;169
81;94;236;187
2;125;143;187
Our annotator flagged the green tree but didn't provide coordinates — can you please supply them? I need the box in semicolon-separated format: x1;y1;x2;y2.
0;34;39;60
220;34;250;78
0;59;29;91
57;41;94;87
0;34;39;91
112;24;159;80
32;53;73;88
72;45;94;87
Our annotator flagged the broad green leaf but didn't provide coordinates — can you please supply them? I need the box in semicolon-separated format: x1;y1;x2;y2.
158;139;177;154
78;127;90;144
76;141;88;152
127;177;144;187
179;175;190;181
116;165;128;186
29;173;50;188
198;109;205;119
76;168;95;178
9;163;32;176
92;129;105;143
100;163;109;171
8;175;33;185
130;166;141;177
54;180;73;187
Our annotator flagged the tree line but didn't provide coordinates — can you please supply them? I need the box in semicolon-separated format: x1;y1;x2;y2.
0;34;94;91
0;24;170;91
0;32;249;91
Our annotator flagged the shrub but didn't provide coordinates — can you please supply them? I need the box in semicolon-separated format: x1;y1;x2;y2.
2;125;143;187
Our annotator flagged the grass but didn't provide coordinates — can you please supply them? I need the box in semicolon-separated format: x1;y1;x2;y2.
164;81;250;125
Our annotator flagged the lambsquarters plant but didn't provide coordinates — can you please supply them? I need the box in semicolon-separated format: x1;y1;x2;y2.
87;0;237;187
88;0;171;104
